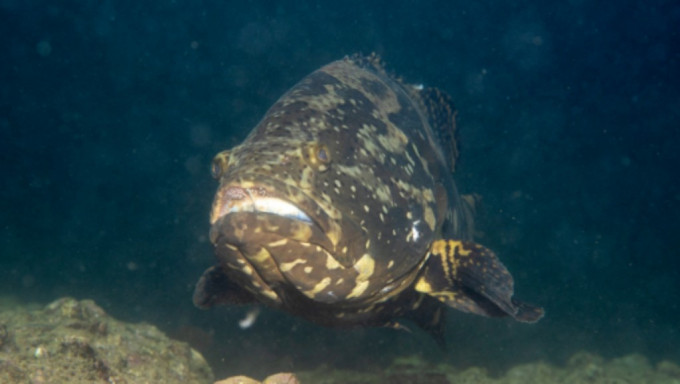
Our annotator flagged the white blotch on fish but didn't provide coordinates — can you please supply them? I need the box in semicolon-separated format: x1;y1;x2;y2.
407;219;422;243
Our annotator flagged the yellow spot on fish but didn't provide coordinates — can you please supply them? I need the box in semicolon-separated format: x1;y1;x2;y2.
261;289;279;302
326;221;342;247
423;188;435;202
376;126;408;153
424;206;436;230
280;259;306;272
326;256;341;270
251;248;270;263
354;253;375;281
405;149;416;166
308;277;332;295
375;184;392;203
289;221;313;242
347;280;369;299
415;277;433;293
300;167;315;189
268;239;289;247
431;240;448;257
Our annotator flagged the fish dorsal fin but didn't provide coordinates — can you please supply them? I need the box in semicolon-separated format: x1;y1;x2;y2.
347;52;392;80
348;52;383;69
348;53;413;94
347;53;459;171
417;87;459;172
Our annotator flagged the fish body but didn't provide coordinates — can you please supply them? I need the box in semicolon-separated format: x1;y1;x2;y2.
194;54;543;342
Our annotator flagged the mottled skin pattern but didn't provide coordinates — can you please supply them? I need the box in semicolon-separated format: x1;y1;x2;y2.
194;55;543;339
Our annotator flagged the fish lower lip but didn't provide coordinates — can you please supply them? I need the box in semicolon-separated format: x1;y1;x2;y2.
213;186;312;224
230;196;312;223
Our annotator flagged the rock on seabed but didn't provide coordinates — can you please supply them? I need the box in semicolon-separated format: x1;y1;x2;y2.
0;297;214;384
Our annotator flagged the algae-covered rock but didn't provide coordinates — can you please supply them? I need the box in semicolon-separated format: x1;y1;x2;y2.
0;297;213;384
293;350;680;384
658;360;680;378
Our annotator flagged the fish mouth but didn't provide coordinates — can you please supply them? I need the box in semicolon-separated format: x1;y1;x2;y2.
209;178;359;269
210;185;313;226
209;179;328;233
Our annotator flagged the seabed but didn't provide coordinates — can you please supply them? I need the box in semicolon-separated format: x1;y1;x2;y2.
1;297;678;384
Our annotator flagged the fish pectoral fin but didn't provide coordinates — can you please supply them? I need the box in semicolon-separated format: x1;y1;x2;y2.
415;240;544;323
193;265;256;309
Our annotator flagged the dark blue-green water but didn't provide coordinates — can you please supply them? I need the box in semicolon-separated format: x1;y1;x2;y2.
1;0;678;378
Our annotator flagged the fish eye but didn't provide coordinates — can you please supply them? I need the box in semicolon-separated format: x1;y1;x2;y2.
317;146;330;163
304;143;331;171
210;160;221;179
211;151;230;179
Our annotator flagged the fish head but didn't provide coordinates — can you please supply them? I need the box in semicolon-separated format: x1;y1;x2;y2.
207;116;376;304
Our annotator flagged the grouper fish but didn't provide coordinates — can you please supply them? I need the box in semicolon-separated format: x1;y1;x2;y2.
193;54;543;344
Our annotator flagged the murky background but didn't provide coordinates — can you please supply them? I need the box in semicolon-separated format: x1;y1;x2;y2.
2;0;678;378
